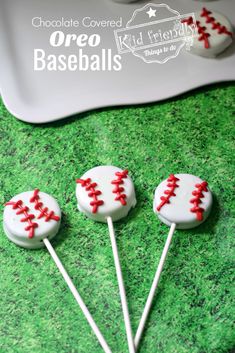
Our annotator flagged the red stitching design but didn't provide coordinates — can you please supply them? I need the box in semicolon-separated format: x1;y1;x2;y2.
156;174;180;212
190;181;208;221
76;178;104;213
196;20;211;49
181;16;194;26
30;189;60;222
5;200;38;238
182;16;211;48
111;170;128;206
201;7;233;37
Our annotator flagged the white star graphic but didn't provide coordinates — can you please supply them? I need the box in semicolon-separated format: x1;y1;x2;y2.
146;7;156;18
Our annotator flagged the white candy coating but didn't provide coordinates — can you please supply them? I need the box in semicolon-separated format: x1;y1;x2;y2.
186;8;233;57
76;166;136;223
3;190;61;249
153;174;212;229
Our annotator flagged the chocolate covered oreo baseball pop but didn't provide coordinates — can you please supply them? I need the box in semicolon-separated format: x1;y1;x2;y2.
76;165;136;222
153;173;212;229
182;7;233;58
76;166;136;353
4;189;61;249
134;174;212;348
3;189;112;353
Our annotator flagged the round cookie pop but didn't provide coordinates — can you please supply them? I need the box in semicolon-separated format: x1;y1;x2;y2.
134;174;212;348
76;165;136;222
4;189;61;249
182;7;233;58
153;173;212;229
3;189;111;353
76;166;136;353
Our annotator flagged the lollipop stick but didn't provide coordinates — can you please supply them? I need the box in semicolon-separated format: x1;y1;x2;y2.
107;216;135;353
43;238;112;353
134;222;176;348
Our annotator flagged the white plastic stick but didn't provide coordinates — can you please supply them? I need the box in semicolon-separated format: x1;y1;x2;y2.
107;216;135;353
43;238;112;353
134;222;176;348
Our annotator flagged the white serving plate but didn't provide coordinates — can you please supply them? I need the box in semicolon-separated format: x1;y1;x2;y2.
0;0;234;123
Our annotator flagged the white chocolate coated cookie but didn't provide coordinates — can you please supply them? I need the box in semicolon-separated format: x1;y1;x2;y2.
3;190;61;249
182;8;233;57
153;174;212;229
76;166;136;223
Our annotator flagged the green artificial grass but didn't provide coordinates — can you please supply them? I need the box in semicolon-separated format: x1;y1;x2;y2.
0;84;235;353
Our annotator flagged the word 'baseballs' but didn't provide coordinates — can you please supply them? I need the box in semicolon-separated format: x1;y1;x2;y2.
153;174;212;229
76;166;136;223
182;8;233;57
3;190;61;249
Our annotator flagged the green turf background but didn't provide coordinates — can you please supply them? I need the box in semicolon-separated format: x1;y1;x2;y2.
0;84;234;353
